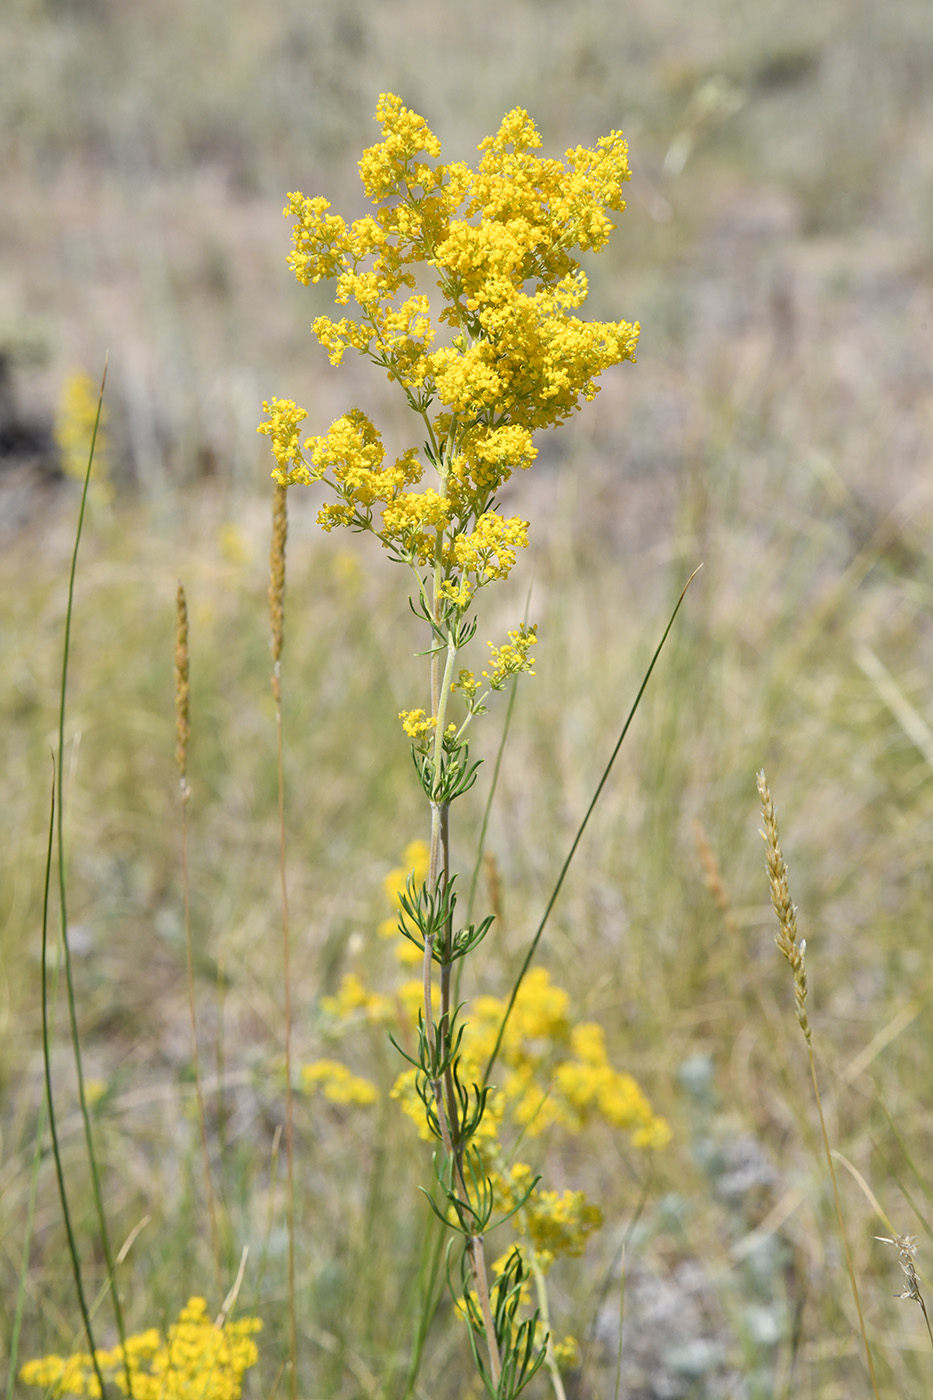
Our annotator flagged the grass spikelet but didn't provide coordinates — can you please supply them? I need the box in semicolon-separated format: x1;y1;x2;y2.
757;769;880;1398
877;1234;933;1352
756;771;809;1039
269;482;287;692
174;582;190;800
692;817;738;937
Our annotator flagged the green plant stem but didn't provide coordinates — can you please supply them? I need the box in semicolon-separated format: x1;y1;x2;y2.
483;566;701;1089
54;359;132;1398
420;555;501;1386
806;1044;880;1397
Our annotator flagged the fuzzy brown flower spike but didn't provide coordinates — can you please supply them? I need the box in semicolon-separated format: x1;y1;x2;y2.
174;582;190;801
269;483;287;696
757;770;810;1040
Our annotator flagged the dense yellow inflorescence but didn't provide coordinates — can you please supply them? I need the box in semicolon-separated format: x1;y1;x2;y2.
259;93;638;608
21;1298;261;1399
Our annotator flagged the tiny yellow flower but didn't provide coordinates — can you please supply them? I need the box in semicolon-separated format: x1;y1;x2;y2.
84;1078;107;1108
399;708;437;740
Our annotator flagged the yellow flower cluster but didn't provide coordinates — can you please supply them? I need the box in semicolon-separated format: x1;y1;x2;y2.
495;1163;603;1273
481;625;537;689
391;966;669;1148
300;1058;378;1105
390;963;669;1267
20;1298;261;1399
398;708;438;741
315;843;669;1280
259;93;638;599
320;969;393;1022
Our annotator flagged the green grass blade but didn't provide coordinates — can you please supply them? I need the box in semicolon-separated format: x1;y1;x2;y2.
41;766;108;1398
54;358;133;1397
483;567;701;1088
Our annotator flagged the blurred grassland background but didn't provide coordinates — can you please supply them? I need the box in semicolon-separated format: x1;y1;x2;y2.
2;0;933;1395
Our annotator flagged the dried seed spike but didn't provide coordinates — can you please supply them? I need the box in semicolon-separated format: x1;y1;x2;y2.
174;582;190;800
693;816;738;935
269;482;288;679
757;770;810;1040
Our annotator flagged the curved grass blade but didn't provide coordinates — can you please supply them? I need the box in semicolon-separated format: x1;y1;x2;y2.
54;358;133;1396
483;567;702;1089
41;767;108;1399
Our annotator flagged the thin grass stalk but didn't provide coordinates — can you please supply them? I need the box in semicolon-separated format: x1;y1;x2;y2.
38;768;116;1400
483;566;701;1089
269;483;298;1400
757;770;880;1399
54;359;133;1397
175;582;222;1295
41;770;107;1398
577;1168;651;1400
869;1119;933;1253
612;1248;626;1400
249;1124;282;1318
835;1156;933;1357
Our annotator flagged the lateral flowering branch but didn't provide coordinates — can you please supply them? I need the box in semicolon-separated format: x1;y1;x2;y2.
259;94;640;1398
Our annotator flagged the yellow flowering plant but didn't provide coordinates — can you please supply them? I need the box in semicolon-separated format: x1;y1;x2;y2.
20;1298;261;1400
259;94;649;1398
